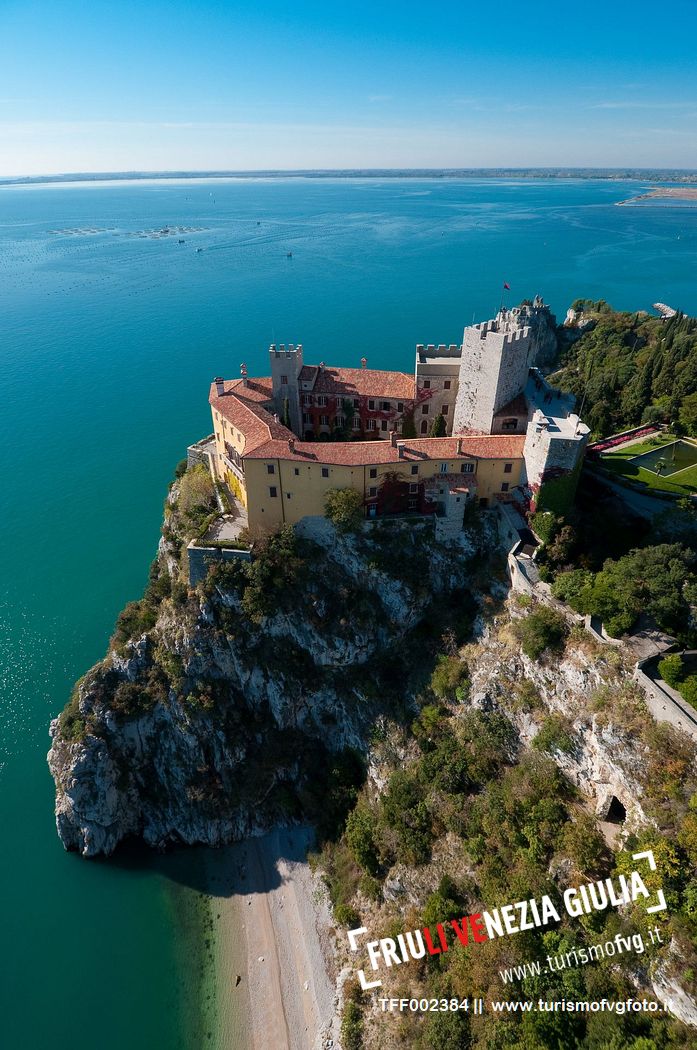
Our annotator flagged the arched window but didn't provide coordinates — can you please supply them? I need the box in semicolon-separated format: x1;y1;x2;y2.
420;420;428;434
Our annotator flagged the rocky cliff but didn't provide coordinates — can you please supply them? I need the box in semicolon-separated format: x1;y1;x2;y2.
48;499;488;857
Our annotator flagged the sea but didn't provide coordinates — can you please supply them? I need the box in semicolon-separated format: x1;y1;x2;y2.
2;175;697;1049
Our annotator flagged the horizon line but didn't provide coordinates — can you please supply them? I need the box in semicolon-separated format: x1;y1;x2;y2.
3;166;697;188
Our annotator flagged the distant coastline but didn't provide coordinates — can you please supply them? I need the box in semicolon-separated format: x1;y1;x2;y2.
617;185;697;206
3;167;697;189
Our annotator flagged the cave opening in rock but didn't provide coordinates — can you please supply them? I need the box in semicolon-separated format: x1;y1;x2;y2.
605;795;627;824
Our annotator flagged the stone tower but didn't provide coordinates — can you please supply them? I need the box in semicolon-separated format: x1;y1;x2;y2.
452;311;538;434
269;343;303;436
523;409;590;512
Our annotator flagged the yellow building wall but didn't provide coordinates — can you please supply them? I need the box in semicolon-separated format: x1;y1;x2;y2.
243;453;524;532
244;459;363;530
211;407;249;507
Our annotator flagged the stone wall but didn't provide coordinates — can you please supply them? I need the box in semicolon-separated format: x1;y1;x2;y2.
187;541;252;586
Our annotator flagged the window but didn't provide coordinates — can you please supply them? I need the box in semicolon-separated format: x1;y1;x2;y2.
294;468;300;475
269;486;277;497
286;492;291;499
321;467;329;478
368;399;375;410
352;418;360;430
302;394;312;405
501;418;518;431
423;380;431;389
369;486;377;497
367;419;376;430
444;380;451;390
504;462;513;474
460;462;474;473
318;395;327;407
441;405;448;415
281;375;288;385
440;463;448;473
320;414;329;426
411;465;418;475
397;402;403;412
353;398;360;408
408;499;418;509
267;464;275;474
420;420;428;434
409;482;418;493
381;401;390;411
381;420;388;431
422;404;429;414
369;468;377;478
302;413;310;425
501;482;509;492
336;415;345;427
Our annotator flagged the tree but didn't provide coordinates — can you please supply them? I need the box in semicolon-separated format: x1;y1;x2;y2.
428;413;446;437
281;397;291;429
324;488;364;531
679;392;697;435
513;606;568;660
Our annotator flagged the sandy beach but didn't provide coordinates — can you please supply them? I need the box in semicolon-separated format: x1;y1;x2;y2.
204;827;339;1050
618;186;697;205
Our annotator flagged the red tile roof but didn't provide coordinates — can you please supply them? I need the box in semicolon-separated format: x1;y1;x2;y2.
299;365;415;400
209;380;292;454
244;434;525;465
210;374;524;465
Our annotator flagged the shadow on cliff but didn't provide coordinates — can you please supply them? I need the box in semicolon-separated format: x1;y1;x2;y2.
103;825;316;899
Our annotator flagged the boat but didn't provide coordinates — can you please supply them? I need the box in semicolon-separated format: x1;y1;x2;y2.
178;239;185;244
196;247;204;253
286;251;293;258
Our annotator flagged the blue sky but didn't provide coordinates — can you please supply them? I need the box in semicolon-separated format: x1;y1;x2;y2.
1;0;697;175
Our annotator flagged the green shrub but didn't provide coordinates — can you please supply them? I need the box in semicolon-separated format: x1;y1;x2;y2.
324;487;364;531
658;653;685;689
533;713;576;755
381;770;433;865
346;802;380;875
680;676;697;709
430;655;469;701
334;903;360;928
111;600;158;648
513;606;568;660
59;690;87;742
341;1001;363;1050
531;511;560;545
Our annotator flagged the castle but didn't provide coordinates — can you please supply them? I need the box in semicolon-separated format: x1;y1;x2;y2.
207;297;589;536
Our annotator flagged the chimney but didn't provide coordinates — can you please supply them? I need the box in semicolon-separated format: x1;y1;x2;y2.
274;413;280;423
240;362;248;387
390;429;398;448
360;357;367;369
319;361;325;371
288;438;295;452
457;436;462;455
396;441;406;459
214;376;225;397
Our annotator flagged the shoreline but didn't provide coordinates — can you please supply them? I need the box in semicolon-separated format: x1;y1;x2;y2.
204;827;339;1050
617;186;697;206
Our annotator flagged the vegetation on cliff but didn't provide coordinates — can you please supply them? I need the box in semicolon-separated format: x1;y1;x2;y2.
551;303;697;438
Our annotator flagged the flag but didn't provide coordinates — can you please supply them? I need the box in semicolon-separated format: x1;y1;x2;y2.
503;282;510;290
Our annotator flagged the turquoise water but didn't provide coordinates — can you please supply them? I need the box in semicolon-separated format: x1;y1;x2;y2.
2;176;697;1049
